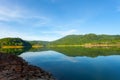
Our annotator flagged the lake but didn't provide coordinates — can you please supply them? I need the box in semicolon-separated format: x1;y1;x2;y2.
1;47;120;80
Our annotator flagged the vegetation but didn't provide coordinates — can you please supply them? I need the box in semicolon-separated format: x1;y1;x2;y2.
0;34;120;56
0;48;29;55
49;34;120;46
28;47;50;52
0;38;31;48
29;41;49;47
0;36;120;57
0;34;120;48
50;47;120;57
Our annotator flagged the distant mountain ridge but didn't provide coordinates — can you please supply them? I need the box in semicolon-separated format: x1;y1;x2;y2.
50;34;120;45
0;34;120;47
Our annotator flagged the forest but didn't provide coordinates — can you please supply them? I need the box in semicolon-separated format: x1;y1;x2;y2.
0;38;31;48
50;34;120;46
0;34;120;48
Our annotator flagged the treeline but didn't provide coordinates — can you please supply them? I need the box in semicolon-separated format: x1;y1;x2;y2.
29;41;49;47
0;38;31;48
0;34;120;48
50;34;120;45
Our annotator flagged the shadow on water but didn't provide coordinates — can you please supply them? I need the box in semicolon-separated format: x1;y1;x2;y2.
0;47;30;55
0;47;49;55
19;47;120;80
28;47;50;52
49;47;120;57
0;46;120;57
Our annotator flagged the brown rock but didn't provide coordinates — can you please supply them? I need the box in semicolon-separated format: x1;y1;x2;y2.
0;52;55;80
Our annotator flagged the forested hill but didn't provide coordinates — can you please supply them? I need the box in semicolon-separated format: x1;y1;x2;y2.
0;34;120;48
29;41;49;47
50;34;120;45
0;38;31;48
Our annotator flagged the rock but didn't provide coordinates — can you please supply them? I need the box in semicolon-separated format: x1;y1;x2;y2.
0;52;55;80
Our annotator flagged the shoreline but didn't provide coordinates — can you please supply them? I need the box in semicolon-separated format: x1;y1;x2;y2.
0;52;55;80
1;46;24;48
1;44;120;49
48;44;120;48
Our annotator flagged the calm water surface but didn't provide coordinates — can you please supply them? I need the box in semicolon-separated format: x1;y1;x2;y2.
19;48;120;80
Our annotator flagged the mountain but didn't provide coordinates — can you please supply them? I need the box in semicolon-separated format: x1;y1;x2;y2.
29;41;49;47
50;34;120;45
0;34;120;48
0;38;31;48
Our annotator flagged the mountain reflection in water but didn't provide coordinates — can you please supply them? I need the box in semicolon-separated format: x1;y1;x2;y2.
1;47;120;80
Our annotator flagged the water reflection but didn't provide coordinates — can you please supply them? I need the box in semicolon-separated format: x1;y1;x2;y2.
20;51;120;80
1;47;120;80
0;47;120;57
0;47;30;55
50;47;120;57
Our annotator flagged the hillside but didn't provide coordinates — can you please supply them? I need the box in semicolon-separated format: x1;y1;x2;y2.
50;34;120;46
0;38;31;48
0;34;120;48
29;41;49;47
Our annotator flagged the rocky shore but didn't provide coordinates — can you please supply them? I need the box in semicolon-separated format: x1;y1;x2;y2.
0;52;55;80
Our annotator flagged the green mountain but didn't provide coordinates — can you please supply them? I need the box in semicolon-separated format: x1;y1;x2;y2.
0;34;120;48
29;41;49;47
0;38;31;48
50;34;120;45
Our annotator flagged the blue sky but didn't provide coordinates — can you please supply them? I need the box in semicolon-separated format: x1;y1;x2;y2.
0;0;120;41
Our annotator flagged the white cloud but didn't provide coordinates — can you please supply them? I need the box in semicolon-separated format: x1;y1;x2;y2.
31;16;50;27
0;3;55;41
41;29;78;36
0;3;49;27
0;24;59;41
0;27;55;41
65;57;79;63
22;36;57;41
0;0;85;41
0;26;21;38
59;29;78;35
0;5;25;21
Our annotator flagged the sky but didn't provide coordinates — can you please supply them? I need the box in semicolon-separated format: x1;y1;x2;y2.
0;0;120;41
